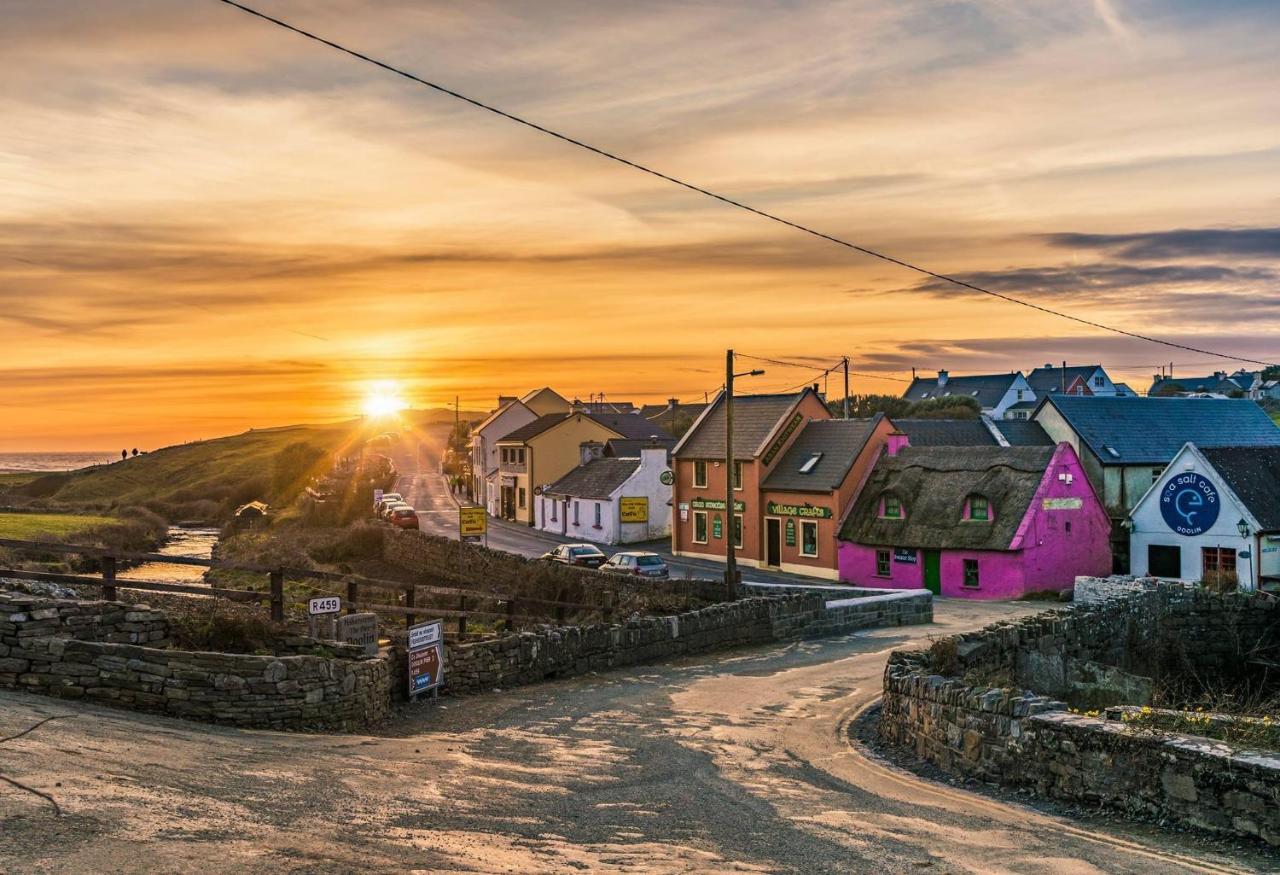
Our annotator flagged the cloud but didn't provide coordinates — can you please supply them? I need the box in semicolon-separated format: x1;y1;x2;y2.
1042;227;1280;260
912;262;1274;296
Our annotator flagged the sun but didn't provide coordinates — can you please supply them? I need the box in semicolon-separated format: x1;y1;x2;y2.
361;381;407;419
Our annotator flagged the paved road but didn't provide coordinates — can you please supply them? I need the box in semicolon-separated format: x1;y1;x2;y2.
0;599;1262;873
391;430;853;587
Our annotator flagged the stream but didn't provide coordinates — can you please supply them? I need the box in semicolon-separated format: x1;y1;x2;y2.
117;525;220;583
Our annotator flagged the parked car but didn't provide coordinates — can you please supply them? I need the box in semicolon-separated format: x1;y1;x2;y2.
601;552;670;578
540;543;606;569
388;506;419;529
375;492;403;513
380;500;411;520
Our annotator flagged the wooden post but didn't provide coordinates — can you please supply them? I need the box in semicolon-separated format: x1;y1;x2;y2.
457;594;467;640
602;590;615;624
504;598;516;634
405;586;416;628
347;579;358;613
101;555;117;602
269;568;284;623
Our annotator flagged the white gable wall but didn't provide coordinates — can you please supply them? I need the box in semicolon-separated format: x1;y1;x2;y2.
532;448;673;546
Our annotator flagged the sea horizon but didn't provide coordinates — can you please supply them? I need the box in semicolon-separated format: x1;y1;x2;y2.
0;451;119;473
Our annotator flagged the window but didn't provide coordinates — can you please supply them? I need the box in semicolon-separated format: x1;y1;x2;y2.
573;501;580;525
875;549;891;577
550;500;557;522
1064;520;1071;534
1148;544;1181;577
732;460;744;491
517;448;525;464
967;495;990;521
800;521;818;557
881;495;903;519
593;502;602;528
1151;466;1164;481
693;510;708;544
799;452;823;474
1202;547;1237;588
518;488;526;509
1016;389;1024;400
733;514;743;549
694;460;708;488
1094;375;1105;387
963;558;980;588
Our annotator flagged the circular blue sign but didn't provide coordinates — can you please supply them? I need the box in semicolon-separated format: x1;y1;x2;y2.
1159;472;1220;536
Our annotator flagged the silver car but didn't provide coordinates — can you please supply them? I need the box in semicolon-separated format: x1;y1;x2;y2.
601;551;669;578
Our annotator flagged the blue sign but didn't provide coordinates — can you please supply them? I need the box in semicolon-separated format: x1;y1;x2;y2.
1159;473;1220;536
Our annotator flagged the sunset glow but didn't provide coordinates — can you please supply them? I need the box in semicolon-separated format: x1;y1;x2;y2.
361;382;407;419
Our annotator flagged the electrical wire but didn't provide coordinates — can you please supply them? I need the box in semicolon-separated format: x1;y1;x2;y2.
213;0;1277;368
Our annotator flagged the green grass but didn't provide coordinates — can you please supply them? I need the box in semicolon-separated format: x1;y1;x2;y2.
0;472;40;488
0;511;118;539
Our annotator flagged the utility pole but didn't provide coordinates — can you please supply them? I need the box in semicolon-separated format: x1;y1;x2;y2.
724;349;736;597
843;357;850;420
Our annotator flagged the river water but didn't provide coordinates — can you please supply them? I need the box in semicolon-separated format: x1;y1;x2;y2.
118;526;221;583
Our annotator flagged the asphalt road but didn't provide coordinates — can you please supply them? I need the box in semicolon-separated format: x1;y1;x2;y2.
390;430;852;587
0;599;1263;873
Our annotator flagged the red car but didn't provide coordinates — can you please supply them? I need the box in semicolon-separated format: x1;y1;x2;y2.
389;507;419;529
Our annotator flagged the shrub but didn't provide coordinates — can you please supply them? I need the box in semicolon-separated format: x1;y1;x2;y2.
308;523;385;564
167;601;288;653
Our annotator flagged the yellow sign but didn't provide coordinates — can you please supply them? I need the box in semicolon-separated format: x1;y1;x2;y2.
459;506;488;536
620;496;649;524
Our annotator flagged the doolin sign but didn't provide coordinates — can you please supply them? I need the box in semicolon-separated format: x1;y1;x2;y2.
1159;472;1221;536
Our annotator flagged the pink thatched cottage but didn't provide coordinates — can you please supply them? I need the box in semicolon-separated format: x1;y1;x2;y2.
837;440;1110;598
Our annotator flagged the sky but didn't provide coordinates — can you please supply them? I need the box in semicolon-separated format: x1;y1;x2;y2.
2;0;1278;450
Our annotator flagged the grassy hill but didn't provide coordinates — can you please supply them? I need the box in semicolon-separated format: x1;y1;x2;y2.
9;421;364;524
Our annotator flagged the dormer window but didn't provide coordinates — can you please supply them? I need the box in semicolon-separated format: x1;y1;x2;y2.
799;452;823;474
966;495;991;521
881;494;904;519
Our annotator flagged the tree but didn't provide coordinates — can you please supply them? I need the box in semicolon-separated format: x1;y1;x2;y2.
828;394;982;420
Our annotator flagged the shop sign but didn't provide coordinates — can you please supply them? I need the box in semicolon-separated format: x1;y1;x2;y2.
893;548;918;564
766;501;832;519
712;515;723;540
1159;472;1220;536
678;502;689;522
761;413;804;466
659;470;675;486
459;506;487;537
690;497;746;512
784;518;796;547
408;619;445;698
1042;497;1083;510
620;496;649;523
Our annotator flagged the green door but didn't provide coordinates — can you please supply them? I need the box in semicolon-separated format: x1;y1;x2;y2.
923;550;941;595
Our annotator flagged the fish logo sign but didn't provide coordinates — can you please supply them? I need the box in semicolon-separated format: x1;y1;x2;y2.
1159;473;1220;536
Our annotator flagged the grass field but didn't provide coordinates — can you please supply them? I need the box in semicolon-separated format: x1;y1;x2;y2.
0;472;40;488
0;511;118;539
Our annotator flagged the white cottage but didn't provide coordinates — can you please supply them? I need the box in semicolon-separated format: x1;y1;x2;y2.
535;443;672;545
1128;442;1280;592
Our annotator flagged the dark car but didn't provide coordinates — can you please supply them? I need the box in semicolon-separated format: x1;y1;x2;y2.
541;543;606;568
601;552;669;578
389;506;419;529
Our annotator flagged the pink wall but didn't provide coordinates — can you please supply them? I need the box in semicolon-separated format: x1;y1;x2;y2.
837;443;1112;599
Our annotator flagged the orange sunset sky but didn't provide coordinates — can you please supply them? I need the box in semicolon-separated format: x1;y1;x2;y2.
3;0;1278;451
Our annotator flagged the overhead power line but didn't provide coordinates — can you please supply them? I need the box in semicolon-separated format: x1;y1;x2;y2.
213;0;1277;368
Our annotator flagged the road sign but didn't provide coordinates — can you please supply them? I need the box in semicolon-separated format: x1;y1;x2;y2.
408;619;445;697
459;506;487;537
308;596;341;615
373;488;384;506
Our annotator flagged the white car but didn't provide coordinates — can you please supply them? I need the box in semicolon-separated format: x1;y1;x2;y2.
375;493;403;514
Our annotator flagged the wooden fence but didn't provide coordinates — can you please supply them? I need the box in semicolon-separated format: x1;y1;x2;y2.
0;537;611;640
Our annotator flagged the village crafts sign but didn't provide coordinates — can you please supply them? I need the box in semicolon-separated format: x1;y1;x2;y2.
766;501;832;519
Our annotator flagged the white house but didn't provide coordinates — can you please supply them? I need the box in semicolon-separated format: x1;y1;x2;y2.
470;400;537;515
1128;442;1280;592
1025;364;1122;397
534;443;672;545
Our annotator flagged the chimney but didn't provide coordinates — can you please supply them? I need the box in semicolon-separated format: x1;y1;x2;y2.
570;397;586;413
937;369;949;387
580;440;604;465
1044;363;1052;369
887;431;910;457
667;397;679;411
641;445;668;470
1214;371;1226;380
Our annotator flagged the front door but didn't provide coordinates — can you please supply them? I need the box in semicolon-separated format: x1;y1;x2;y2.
766;518;781;566
923;549;941;595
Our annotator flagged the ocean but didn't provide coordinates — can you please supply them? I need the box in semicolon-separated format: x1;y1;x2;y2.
0;452;119;473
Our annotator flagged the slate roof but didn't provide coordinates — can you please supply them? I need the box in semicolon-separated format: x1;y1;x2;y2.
1026;365;1100;393
840;446;1055;551
993;420;1054;447
586;412;669;441
1199;446;1280;532
1038;396;1280;465
903;373;1019;409
1149;375;1244;396
893;419;996;447
1114;383;1136;396
674;391;810;460
605;438;675;459
762;416;882;492
544;457;640;500
495;413;571;443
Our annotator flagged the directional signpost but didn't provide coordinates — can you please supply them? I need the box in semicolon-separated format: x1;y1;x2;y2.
307;596;341;639
408;619;445;701
459;506;487;545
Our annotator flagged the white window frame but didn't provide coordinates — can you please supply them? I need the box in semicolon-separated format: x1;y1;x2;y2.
573;501;580;525
800;520;819;557
733;513;743;550
594;502;602;528
733;460;744;491
694;460;708;488
693;510;708;544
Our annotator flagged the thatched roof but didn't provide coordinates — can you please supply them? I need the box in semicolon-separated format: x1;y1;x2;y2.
839;446;1054;551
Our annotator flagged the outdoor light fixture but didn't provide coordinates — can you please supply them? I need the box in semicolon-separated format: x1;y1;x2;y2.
1238;518;1250;539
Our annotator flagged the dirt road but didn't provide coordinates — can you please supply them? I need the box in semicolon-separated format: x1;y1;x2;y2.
0;600;1267;873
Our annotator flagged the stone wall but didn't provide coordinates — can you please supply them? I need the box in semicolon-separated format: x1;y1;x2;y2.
1072;574;1161;605
441;589;931;695
0;593;392;731
880;584;1280;846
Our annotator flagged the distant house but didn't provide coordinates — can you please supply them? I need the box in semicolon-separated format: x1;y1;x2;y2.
838;443;1110;598
1026;364;1121;397
1032;394;1280;571
1148;371;1247;398
903;370;1034;419
471;398;542;515
535;442;672;544
1128;443;1280;592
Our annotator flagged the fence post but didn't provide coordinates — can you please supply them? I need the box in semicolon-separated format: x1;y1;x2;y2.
602;590;615;624
504;598;516;634
102;556;117;602
269;568;284;623
405;586;416;628
457;595;467;640
347;579;358;613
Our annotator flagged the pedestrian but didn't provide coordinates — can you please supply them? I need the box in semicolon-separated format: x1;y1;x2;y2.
131;448;138;457
121;449;127;461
